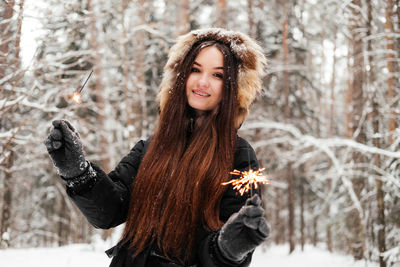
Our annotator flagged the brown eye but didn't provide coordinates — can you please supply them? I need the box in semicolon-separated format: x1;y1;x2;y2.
214;73;223;79
191;67;200;73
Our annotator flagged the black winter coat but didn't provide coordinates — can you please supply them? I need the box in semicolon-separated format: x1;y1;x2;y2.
65;136;260;267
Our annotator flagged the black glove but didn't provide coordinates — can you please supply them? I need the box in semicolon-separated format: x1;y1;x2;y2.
217;194;269;262
44;119;88;179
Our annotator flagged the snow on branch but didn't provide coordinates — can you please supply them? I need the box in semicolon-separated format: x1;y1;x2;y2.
0;128;21;139
242;120;382;217
0;95;26;109
20;98;62;113
382;246;400;264
128;24;175;43
0;150;11;165
0;69;25;85
267;64;308;74
54;49;93;63
243;121;400;159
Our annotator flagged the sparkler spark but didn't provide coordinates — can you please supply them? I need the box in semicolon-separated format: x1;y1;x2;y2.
222;168;269;196
72;92;81;104
71;69;93;104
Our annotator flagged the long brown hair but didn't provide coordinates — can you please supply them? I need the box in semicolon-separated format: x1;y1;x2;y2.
122;40;239;263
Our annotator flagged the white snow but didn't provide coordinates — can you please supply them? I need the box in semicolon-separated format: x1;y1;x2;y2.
0;243;378;267
0;244;109;267
251;244;378;267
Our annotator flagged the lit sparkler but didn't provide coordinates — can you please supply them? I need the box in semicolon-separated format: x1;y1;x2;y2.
71;69;93;104
222;168;269;196
72;91;82;104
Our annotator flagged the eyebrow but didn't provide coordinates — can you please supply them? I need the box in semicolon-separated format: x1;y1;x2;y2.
193;61;224;70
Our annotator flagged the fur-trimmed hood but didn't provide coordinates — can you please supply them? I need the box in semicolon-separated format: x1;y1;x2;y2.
157;28;267;128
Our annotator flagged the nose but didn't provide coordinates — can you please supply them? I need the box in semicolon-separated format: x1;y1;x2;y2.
197;73;210;88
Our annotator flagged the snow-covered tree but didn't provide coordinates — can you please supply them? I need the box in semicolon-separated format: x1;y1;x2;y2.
2;1;399;266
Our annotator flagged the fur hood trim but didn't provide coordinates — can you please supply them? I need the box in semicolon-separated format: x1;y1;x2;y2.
158;28;267;128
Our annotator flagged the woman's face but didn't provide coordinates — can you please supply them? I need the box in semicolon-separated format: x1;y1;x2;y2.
186;46;224;112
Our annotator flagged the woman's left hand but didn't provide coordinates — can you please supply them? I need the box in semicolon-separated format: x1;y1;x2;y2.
217;194;269;262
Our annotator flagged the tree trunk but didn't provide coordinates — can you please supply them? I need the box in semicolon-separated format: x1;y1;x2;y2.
0;0;19;249
348;0;366;260
287;164;295;253
255;0;265;39
88;0;110;172
282;13;290;120
0;151;14;248
329;25;337;136
177;0;189;35
133;0;147;140
121;0;132;148
312;215;318;247
368;1;386;266
0;0;15;78
396;0;400;57
300;177;305;251
247;0;255;38
13;0;24;70
373;96;387;267
325;25;337;253
282;6;295;253
87;0;112;241
385;0;396;145
274;187;285;244
325;178;333;252
57;196;70;246
216;0;227;28
345;41;353;139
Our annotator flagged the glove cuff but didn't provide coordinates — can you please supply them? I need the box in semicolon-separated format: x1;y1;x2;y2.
212;230;247;266
62;161;98;195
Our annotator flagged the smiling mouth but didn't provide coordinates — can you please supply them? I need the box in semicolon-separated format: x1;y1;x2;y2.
193;90;210;97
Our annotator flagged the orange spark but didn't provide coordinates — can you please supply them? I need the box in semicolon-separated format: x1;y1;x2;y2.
72;92;81;104
70;69;93;104
222;168;269;196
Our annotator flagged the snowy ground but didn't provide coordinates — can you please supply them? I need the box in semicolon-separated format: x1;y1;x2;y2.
0;242;378;267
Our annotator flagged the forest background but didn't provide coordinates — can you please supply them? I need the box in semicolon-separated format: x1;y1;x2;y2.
1;0;400;266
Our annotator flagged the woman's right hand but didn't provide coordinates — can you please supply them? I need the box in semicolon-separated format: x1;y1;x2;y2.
44;119;88;179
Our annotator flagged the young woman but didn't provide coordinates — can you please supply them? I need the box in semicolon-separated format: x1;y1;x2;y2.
45;28;269;267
